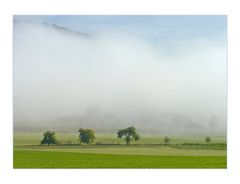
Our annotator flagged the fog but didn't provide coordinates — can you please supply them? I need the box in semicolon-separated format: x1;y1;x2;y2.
13;19;227;135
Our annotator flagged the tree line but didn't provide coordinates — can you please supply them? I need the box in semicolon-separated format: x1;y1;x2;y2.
41;126;141;145
41;126;212;146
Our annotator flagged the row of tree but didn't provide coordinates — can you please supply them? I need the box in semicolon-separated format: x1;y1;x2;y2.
41;126;141;145
41;127;212;146
162;136;211;144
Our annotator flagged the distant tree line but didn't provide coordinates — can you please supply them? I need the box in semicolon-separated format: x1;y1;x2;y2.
41;126;141;145
40;127;212;146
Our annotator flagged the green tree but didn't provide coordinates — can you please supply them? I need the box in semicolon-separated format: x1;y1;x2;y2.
78;128;96;144
205;136;211;144
164;136;170;144
41;131;58;145
117;126;140;145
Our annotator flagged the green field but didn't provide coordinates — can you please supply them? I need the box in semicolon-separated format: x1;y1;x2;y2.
14;133;227;168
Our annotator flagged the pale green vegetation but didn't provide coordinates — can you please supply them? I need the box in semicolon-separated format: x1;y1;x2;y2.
14;133;226;146
13;133;226;168
15;144;226;156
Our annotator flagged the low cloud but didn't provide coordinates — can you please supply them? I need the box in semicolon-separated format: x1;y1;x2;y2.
13;19;227;135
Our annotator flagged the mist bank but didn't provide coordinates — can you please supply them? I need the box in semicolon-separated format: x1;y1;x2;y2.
13;19;227;135
14;109;226;135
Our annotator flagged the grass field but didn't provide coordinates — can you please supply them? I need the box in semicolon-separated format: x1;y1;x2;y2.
14;150;226;168
14;133;227;145
14;133;227;168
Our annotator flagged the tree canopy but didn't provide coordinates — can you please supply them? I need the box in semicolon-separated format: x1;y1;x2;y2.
117;126;140;144
78;128;96;144
164;136;170;144
205;136;211;143
41;131;58;145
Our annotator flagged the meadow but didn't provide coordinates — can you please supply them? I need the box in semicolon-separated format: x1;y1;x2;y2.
14;133;227;168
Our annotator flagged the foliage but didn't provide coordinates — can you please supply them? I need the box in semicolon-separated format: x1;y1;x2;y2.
78;128;96;144
205;136;211;143
117;126;140;144
41;131;58;145
164;136;170;144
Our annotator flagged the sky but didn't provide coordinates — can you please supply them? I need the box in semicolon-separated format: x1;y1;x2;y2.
13;15;227;134
14;15;226;41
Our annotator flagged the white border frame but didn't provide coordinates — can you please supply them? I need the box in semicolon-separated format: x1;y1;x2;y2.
1;0;240;184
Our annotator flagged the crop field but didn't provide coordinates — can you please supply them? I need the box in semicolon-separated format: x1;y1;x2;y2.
14;133;227;168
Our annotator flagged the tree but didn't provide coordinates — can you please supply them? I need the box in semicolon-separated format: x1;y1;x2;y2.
41;131;58;145
78;128;96;144
205;136;211;143
164;136;170;144
117;126;140;145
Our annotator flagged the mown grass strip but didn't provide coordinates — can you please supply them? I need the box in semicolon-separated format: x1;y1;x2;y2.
14;150;226;168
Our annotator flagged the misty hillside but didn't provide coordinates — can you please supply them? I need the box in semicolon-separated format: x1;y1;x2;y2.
14;105;226;135
13;19;227;135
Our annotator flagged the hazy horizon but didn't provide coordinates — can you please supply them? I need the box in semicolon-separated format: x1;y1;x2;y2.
13;16;227;135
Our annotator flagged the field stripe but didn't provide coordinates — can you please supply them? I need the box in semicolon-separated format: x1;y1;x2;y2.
14;150;226;168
